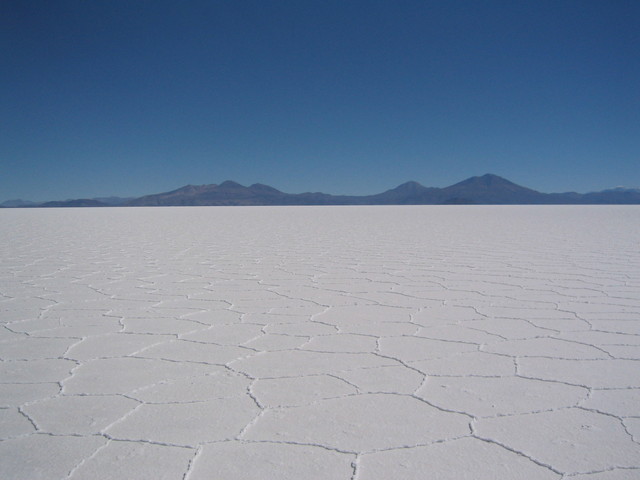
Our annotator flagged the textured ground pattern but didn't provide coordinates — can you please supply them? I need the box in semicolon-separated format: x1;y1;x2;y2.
1;206;639;479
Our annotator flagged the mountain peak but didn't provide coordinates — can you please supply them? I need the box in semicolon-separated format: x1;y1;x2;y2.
218;180;245;189
454;174;514;187
390;181;426;193
442;174;542;204
397;180;424;188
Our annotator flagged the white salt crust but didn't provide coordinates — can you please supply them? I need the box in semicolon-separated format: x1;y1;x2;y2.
1;205;639;479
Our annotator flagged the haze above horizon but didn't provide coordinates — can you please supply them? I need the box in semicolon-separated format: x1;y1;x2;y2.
2;1;639;202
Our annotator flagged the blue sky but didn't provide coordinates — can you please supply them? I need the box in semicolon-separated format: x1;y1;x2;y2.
2;0;638;201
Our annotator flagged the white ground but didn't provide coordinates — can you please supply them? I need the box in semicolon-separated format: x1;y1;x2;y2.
1;205;639;479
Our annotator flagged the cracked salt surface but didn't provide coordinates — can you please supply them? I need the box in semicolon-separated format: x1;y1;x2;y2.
1;205;639;479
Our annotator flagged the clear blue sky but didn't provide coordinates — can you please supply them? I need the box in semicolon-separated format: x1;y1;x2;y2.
2;0;638;201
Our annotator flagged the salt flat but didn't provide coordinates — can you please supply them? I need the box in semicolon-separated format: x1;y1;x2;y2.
1;205;639;479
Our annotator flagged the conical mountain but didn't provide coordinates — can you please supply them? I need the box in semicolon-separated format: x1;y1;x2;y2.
366;181;440;204
441;174;544;204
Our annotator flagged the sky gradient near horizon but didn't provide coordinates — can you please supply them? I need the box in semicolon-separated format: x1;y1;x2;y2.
2;0;639;202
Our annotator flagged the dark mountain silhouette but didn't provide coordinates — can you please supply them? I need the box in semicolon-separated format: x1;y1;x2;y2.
128;181;289;206
40;199;108;208
1;199;39;207
438;174;546;204
580;188;640;205
93;196;134;206
126;180;362;206
5;174;640;207
362;181;441;204
123;174;640;206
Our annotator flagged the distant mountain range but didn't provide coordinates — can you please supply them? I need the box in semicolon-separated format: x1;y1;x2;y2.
3;174;640;207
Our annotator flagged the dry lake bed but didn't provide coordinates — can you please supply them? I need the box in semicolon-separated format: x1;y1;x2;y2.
1;205;639;479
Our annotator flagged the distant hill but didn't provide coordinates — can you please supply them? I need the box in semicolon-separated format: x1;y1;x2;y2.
126;180;359;206
40;199;109;208
1;199;39;207
125;174;640;206
128;181;288;206
94;196;135;206
361;181;441;204
3;196;133;208
5;174;640;207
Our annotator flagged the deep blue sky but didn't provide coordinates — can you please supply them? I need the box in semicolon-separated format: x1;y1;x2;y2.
2;0;639;201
